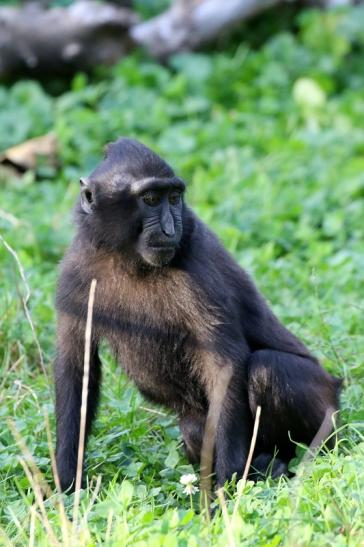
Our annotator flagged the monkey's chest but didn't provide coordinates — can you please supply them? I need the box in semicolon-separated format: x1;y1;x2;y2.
108;320;206;410
95;270;215;410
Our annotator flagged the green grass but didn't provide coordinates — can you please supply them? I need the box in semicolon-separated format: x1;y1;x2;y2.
1;6;364;545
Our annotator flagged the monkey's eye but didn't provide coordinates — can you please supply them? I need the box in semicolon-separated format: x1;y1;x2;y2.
142;191;161;207
84;189;93;204
168;191;181;205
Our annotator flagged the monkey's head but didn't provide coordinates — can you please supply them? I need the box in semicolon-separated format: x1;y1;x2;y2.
77;138;186;268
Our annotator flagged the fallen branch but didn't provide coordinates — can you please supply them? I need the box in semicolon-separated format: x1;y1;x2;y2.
131;0;282;59
0;1;137;79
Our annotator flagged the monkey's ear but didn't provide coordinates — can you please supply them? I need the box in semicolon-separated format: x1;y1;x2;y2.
103;142;112;159
80;178;94;214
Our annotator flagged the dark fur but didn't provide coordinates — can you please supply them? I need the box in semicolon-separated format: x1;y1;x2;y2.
55;138;341;491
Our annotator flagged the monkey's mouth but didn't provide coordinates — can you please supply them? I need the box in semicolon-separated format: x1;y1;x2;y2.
150;244;176;251
143;244;176;266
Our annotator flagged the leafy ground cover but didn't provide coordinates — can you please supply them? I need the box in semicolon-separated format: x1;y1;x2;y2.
0;6;364;545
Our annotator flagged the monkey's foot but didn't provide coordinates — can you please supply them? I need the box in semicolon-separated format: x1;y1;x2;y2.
249;452;289;480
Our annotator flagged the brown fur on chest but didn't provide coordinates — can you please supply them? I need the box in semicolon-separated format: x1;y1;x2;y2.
91;253;218;341
85;254;218;409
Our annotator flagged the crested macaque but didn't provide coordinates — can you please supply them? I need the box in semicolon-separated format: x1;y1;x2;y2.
55;138;341;492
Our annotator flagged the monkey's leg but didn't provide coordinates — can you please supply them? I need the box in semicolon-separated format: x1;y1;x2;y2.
54;318;101;492
247;349;340;465
179;411;206;463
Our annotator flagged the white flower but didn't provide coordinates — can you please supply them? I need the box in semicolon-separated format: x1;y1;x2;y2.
183;483;199;495
180;473;197;485
180;473;199;495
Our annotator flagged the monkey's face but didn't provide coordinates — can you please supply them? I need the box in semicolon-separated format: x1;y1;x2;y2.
78;138;186;268
79;177;185;268
135;183;184;267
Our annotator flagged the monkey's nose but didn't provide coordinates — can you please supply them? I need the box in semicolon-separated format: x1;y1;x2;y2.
161;211;175;237
162;225;175;237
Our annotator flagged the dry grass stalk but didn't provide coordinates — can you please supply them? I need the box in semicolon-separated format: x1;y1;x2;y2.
0;207;21;226
232;405;261;521
9;414;73;544
0;234;47;381
216;488;236;547
0;528;14;547
213;406;261;544
44;412;71;546
286;406;338;544
8;419;52;499
242;405;261;484
72;278;97;531
105;509;114;544
6;502;27;542
81;474;102;528
0;355;25;403
29;505;36;547
139;405;168;416
19;457;60;546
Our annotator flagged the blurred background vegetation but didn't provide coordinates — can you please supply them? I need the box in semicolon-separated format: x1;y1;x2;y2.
0;1;364;545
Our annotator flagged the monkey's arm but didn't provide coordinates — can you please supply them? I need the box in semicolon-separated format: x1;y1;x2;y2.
54;313;101;492
200;358;252;492
214;378;252;487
